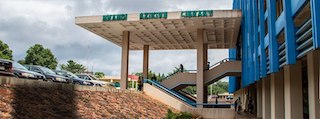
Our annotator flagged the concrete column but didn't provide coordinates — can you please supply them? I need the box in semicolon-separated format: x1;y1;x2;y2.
270;70;284;119
284;61;303;119
256;80;263;118
120;31;130;90
307;50;320;119
196;29;207;107
143;45;149;79
262;76;271;119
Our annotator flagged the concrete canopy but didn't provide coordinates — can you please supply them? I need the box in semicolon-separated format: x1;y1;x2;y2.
75;10;242;50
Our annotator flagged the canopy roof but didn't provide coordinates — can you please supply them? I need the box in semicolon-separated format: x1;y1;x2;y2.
76;10;242;50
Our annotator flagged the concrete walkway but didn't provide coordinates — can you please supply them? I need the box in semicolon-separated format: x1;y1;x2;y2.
235;113;258;119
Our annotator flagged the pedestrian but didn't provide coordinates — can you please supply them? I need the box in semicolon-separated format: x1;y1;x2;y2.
248;97;253;114
207;61;210;70
234;98;238;112
179;64;184;72
237;97;242;114
137;76;143;91
215;94;219;104
151;74;157;81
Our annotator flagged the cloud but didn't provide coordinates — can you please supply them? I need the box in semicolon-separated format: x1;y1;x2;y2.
0;0;233;77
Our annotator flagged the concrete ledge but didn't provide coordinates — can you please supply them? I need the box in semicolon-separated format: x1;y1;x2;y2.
0;76;140;94
143;83;235;119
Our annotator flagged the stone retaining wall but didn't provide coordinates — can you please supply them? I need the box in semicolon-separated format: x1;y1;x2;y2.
0;76;140;93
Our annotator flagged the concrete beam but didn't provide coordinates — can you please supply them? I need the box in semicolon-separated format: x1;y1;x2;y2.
143;45;149;79
120;31;130;90
196;29;208;107
256;80;263;118
270;70;284;119
284;62;303;119
307;50;320;119
262;76;271;119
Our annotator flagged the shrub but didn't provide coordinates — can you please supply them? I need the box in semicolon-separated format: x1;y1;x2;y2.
165;109;192;119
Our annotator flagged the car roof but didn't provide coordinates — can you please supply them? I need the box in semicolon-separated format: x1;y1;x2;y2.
0;58;13;62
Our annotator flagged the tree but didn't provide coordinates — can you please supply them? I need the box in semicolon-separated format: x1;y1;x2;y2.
17;60;25;64
25;44;58;69
0;40;13;60
94;72;105;78
134;70;166;82
60;60;86;74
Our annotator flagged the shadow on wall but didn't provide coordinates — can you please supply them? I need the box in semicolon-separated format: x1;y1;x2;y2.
11;85;78;119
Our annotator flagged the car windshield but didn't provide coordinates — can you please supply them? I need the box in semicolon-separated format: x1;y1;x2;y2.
89;75;99;80
13;62;28;70
66;71;80;78
39;67;56;75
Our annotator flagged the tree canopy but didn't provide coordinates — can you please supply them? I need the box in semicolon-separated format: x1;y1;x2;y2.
181;81;229;95
0;40;13;60
134;70;165;81
60;60;86;74
94;72;105;78
25;44;58;69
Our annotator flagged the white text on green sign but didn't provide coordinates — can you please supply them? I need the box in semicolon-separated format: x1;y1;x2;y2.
103;14;127;21
140;12;168;20
181;10;213;18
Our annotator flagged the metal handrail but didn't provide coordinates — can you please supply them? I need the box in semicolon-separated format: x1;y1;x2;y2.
179;90;197;100
208;58;240;69
145;79;235;107
145;79;196;107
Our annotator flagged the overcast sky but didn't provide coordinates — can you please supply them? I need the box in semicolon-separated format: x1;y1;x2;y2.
0;0;233;76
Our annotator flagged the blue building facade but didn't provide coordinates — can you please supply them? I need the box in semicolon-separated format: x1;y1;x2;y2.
230;0;320;118
230;0;320;91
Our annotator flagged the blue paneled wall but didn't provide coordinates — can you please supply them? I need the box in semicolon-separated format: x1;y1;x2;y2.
230;0;319;91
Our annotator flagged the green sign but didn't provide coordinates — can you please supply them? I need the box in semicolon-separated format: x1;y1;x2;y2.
181;10;213;18
103;14;127;21
140;12;168;20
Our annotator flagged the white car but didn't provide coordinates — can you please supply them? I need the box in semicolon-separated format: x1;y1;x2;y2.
77;74;108;86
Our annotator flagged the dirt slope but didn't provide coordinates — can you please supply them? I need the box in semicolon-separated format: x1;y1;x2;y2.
0;84;174;119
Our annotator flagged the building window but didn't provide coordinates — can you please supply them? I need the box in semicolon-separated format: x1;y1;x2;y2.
258;33;261;45
265;20;269;35
264;0;267;12
276;0;284;18
277;30;285;44
294;2;311;28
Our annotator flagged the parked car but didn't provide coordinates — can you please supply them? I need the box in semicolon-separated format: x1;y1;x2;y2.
24;65;72;83
54;70;93;86
0;59;13;76
13;62;45;80
77;74;108;86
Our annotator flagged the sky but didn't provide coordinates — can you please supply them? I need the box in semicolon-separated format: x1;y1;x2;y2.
0;0;233;76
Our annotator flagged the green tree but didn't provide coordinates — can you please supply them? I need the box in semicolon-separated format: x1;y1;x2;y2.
94;72;105;78
0;40;13;60
134;70;166;82
60;60;86;74
17;60;25;64
25;44;58;69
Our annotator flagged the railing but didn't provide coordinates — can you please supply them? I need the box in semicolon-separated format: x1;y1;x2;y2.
179;90;197;100
296;19;313;59
208;58;240;69
160;58;240;82
144;79;197;107
145;79;235;108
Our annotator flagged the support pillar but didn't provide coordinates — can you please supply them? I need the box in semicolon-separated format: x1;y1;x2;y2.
307;50;320;119
143;45;149;79
196;29;207;107
120;31;130;90
270;70;284;119
262;76;271;119
284;61;303;119
256;80;263;118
